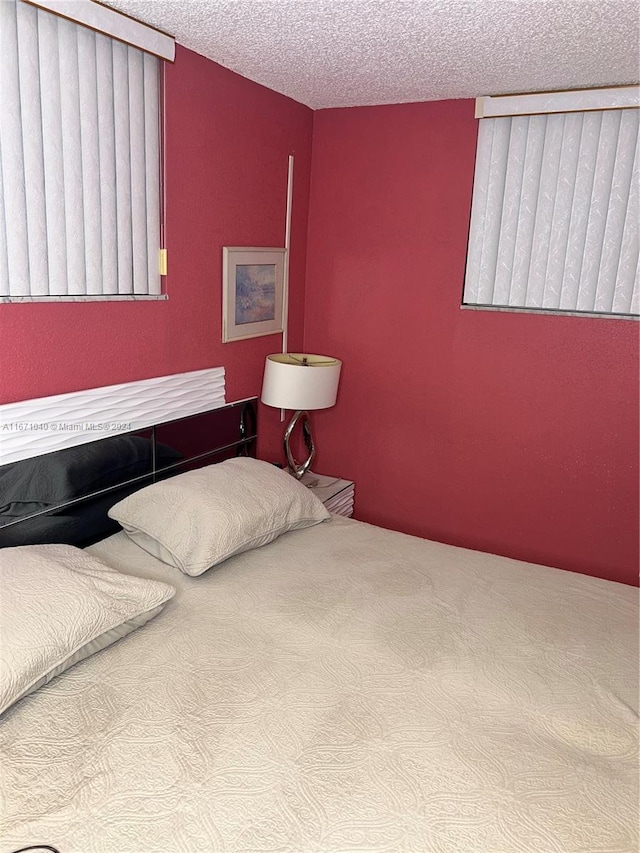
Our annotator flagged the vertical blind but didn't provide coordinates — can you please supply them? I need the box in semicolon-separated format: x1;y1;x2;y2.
463;102;639;317
0;0;163;299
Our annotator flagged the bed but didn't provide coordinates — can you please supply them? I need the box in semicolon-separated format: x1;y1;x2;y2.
0;401;637;853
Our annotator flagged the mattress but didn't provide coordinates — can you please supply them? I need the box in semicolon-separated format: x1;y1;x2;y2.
1;516;638;853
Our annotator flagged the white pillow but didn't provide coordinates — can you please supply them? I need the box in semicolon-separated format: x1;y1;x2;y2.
108;457;330;576
0;544;175;715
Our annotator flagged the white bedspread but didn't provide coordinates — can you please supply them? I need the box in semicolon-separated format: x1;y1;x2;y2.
1;517;637;853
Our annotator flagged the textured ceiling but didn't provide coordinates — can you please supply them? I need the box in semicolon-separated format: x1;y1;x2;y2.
103;0;640;109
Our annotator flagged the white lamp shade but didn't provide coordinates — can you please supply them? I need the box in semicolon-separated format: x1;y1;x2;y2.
261;353;341;411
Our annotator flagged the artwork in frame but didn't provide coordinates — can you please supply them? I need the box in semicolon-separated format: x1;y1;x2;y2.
222;247;286;342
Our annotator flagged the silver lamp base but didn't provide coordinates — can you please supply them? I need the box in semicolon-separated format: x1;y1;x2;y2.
284;410;315;479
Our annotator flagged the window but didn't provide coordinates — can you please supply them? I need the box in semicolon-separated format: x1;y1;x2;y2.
463;87;639;318
0;0;174;301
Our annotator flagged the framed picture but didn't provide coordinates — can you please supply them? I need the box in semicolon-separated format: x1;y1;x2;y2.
222;247;286;342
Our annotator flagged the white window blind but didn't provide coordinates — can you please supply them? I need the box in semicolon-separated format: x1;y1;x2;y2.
463;88;639;317
0;0;171;300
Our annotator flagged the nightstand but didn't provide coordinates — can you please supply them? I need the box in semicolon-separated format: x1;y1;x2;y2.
300;471;355;517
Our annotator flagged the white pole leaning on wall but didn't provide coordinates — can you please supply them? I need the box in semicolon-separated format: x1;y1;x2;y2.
282;154;294;356
281;154;294;421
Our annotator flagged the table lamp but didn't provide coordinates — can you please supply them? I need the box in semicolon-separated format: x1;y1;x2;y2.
261;353;342;479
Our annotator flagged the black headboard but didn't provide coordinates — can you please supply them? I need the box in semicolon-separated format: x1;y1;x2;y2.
0;398;257;549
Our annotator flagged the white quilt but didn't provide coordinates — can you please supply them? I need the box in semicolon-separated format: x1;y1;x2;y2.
1;516;637;853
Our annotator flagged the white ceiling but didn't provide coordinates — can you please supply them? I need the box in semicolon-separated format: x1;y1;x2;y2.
104;0;640;110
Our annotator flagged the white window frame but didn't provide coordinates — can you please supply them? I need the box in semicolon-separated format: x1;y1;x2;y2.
463;86;639;320
0;0;174;302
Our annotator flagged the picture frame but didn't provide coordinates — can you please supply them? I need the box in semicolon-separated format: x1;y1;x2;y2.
222;247;286;342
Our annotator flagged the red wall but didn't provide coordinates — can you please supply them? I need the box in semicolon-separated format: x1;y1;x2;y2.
304;101;640;585
2;56;637;585
0;45;313;461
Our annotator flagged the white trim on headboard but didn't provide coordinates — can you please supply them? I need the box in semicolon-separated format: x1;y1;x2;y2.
0;368;225;465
